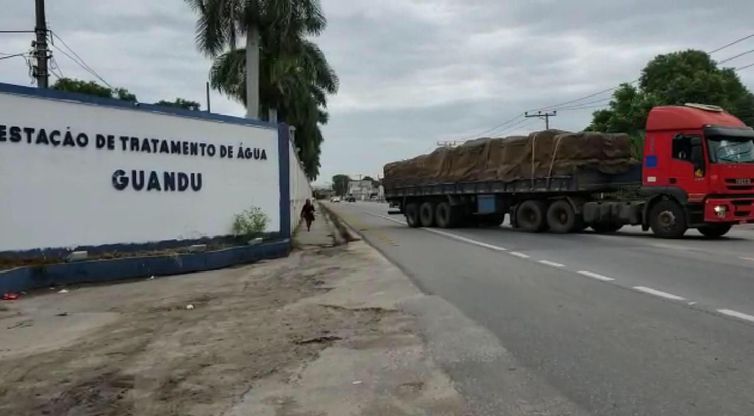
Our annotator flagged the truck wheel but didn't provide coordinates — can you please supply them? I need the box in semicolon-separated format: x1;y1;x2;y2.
405;203;420;228
649;199;687;238
591;222;623;233
435;202;455;228
698;224;732;238
419;202;436;227
516;200;547;232
546;200;577;233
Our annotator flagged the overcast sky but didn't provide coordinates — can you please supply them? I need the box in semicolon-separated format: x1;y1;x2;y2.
1;1;753;185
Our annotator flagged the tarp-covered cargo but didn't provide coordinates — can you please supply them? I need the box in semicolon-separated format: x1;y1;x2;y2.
383;130;639;189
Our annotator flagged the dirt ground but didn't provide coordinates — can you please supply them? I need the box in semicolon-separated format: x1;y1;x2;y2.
0;245;396;415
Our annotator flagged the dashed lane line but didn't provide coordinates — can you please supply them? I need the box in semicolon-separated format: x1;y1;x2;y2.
717;309;754;323
577;271;615;282
424;228;508;252
632;286;686;301
538;260;565;268
349;206;754;327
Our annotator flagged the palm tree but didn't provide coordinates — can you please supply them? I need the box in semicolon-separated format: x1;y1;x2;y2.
193;1;337;179
185;0;326;119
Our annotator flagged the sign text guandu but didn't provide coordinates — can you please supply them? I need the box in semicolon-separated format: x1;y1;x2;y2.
0;124;268;192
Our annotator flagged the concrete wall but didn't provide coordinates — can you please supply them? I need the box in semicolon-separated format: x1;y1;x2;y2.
289;138;313;231
0;84;281;253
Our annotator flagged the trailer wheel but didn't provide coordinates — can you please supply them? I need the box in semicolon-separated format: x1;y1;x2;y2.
516;200;547;232
419;202;436;227
697;224;732;238
649;199;687;238
546;200;577;233
435;202;456;228
405;203;420;228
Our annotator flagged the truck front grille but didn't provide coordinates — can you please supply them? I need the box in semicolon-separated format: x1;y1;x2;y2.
725;178;754;191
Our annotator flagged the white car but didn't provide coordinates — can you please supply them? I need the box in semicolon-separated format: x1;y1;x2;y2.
330;196;341;203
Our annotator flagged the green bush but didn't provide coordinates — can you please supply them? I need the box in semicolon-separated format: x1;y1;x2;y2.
232;206;269;240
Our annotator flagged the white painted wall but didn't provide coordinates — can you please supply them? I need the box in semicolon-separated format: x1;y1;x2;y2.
0;91;280;252
289;138;313;230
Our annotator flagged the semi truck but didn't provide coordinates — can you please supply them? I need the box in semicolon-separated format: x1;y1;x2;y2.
383;104;754;238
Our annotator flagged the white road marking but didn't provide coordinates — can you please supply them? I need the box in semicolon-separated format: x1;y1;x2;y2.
740;257;754;262
577;271;615;282
365;212;406;225
717;309;754;323
509;251;530;259
363;211;508;252
633;286;686;301
538;260;565;268
424;228;508;251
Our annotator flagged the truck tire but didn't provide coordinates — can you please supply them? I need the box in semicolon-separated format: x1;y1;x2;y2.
516;200;547;232
698;224;732;238
419;202;436;227
405;203;420;228
546;200;577;233
649;199;687;238
435;202;456;228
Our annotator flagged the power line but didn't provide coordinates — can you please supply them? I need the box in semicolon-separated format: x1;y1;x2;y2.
457;32;754;141
48;55;64;79
708;33;754;54
462;113;524;139
493;117;535;137
719;49;754;65
553;97;612;111
49;30;113;89
736;62;754;71
0;53;28;61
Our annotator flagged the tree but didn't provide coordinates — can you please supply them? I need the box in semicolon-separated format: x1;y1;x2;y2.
363;176;380;187
332;174;350;196
52;78;138;102
588;50;754;135
155;98;201;111
186;0;326;119
53;78;203;113
52;78;123;99
186;0;337;179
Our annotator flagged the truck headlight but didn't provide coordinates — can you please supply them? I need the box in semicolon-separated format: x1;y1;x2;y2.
714;205;727;217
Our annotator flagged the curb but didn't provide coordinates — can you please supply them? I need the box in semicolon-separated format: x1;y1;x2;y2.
0;240;290;294
318;203;361;243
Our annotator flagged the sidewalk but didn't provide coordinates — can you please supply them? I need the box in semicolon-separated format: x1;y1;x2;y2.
0;205;467;415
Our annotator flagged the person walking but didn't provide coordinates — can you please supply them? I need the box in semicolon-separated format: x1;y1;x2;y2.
301;199;316;232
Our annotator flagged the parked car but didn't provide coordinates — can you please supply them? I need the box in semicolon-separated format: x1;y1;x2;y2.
330;196;341;203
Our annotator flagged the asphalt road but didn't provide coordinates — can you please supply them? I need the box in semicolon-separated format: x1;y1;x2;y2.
327;201;754;416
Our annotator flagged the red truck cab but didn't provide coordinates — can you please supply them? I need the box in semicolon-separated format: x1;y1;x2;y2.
641;104;754;236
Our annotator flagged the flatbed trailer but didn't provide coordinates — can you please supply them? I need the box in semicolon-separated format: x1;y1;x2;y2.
384;105;754;238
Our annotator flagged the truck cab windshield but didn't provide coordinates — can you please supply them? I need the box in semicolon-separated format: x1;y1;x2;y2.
707;136;754;164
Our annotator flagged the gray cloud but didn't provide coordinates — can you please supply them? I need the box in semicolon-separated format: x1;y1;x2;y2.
1;1;753;184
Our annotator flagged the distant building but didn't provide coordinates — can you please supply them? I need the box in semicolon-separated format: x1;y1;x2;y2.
347;179;375;200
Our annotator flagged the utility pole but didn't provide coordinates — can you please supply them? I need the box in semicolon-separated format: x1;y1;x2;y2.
525;110;557;130
205;82;211;113
34;0;49;88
